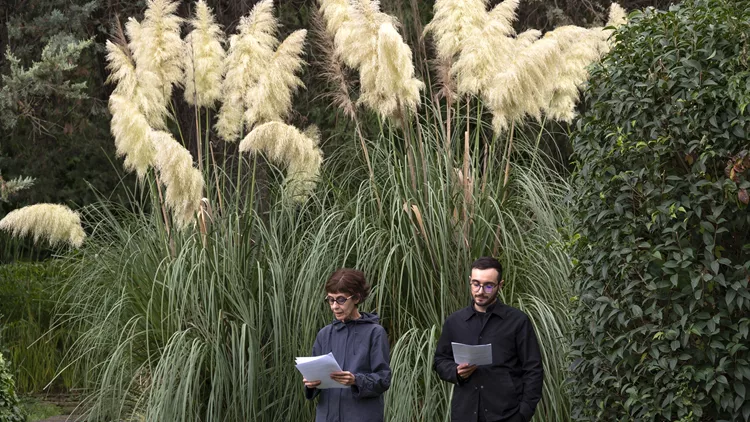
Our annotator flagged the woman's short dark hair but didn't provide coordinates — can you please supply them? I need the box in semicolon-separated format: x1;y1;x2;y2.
471;257;503;282
325;268;370;302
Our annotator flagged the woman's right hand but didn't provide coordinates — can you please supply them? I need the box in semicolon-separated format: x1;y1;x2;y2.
304;378;321;389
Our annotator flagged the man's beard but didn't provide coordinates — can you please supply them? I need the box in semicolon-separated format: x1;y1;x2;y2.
473;293;497;306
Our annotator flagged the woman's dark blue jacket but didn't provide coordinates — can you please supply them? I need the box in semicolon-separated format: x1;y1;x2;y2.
304;312;391;422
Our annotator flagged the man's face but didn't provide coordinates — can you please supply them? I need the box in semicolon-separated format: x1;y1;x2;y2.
469;268;502;307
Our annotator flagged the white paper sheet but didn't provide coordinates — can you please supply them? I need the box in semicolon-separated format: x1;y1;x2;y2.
451;342;493;366
295;352;348;389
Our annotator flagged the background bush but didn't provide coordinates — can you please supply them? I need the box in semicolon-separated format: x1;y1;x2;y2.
0;352;24;422
568;0;750;420
0;261;79;394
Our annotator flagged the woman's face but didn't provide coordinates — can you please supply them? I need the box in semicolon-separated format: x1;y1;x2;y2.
326;291;360;321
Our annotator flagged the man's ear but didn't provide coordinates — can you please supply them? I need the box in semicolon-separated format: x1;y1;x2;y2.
499;279;505;289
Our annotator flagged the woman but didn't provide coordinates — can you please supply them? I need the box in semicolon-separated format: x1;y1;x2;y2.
303;268;391;422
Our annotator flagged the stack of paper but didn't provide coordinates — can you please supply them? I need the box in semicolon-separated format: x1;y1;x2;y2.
295;352;348;389
451;342;493;366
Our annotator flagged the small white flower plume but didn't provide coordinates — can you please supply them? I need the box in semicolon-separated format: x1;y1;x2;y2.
239;121;323;200
321;0;423;120
423;0;488;60
244;29;307;128
333;0;393;70
109;94;155;178
150;131;205;229
216;0;279;142
428;0;628;133
451;1;519;96
318;0;352;37
184;0;226;108
128;0;185;104
359;23;424;119
0;204;85;248
106;39;167;130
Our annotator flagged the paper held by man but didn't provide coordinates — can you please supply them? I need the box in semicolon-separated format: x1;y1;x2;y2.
295;352;348;389
451;342;493;366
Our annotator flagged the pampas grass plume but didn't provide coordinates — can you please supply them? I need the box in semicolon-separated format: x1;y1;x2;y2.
151;131;205;228
184;0;226;108
130;0;185;99
216;0;279;141
0;204;85;248
359;23;424;118
106;39;168;130
109;94;156;177
424;0;488;60
239;121;323;199
244;29;307;127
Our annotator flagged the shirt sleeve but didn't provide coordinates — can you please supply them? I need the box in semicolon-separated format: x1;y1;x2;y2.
517;316;544;421
433;318;463;384
304;331;323;400
351;326;392;399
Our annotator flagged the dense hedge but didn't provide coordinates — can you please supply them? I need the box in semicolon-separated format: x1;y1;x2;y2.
568;0;750;421
0;352;24;422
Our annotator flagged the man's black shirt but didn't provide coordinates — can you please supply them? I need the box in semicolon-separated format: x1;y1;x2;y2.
433;300;544;422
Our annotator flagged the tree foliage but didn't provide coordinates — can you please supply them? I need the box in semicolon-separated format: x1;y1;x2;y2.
568;0;750;420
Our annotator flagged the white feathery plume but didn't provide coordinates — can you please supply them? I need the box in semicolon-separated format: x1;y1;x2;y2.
127;0;185;118
184;0;226;108
318;0;353;37
216;0;279;142
488;0;520;36
423;0;488;60
239;121;323;200
607;3;628;28
244;29;307;127
334;0;394;70
109;94;156;178
106;41;159;176
0;204;85;248
451;17;516;96
486;36;563;132
106;38;168;130
542;4;627;123
542;26;605;122
359;23;424;119
150;131;205;228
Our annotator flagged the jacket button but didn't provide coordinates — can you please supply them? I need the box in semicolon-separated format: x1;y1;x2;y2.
474;387;478;390
481;385;484;389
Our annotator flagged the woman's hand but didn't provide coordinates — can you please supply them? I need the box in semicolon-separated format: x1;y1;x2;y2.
330;371;356;386
304;378;321;389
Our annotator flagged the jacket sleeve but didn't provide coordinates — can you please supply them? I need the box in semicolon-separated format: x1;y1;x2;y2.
304;331;323;400
351;325;391;399
517;316;544;422
433;318;464;385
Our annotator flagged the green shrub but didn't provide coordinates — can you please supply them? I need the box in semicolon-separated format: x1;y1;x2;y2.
0;261;80;393
0;352;24;422
568;0;750;420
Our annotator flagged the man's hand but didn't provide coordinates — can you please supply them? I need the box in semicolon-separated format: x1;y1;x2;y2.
303;378;321;389
456;363;477;380
330;371;357;386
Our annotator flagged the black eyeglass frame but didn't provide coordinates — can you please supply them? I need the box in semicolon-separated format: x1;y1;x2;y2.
323;295;355;305
469;281;499;294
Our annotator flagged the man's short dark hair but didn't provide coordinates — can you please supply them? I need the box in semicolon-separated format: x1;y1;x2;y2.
471;257;503;282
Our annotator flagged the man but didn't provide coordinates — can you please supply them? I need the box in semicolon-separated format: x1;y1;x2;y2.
434;257;543;422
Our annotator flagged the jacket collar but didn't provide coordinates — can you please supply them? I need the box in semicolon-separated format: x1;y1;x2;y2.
461;299;506;321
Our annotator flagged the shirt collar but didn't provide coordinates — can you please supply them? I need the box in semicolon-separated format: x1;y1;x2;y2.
461;299;505;321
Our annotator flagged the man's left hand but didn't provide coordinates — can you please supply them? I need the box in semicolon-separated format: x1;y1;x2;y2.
330;371;356;386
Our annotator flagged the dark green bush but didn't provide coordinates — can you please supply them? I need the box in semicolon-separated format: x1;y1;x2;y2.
0;352;24;422
568;0;750;421
0;261;79;394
